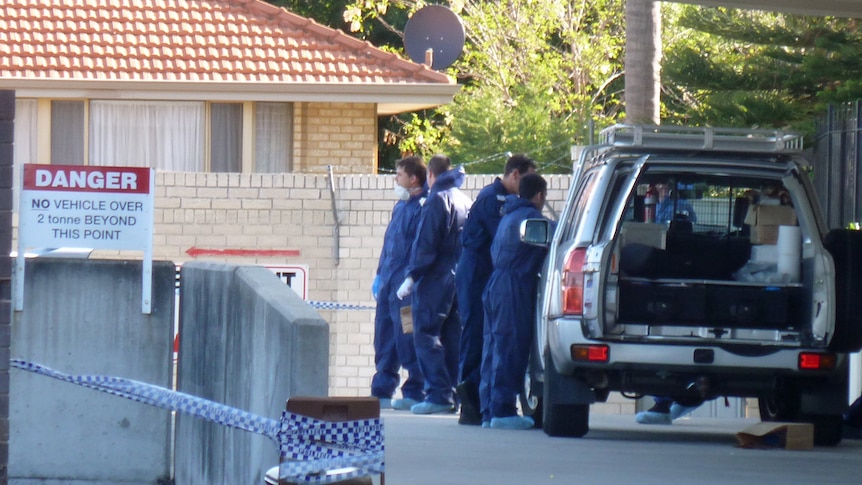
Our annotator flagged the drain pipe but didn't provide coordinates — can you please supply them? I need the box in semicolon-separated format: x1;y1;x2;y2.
327;165;341;266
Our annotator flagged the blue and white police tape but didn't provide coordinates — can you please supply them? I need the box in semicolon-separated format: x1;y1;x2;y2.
308;301;376;311
10;359;384;484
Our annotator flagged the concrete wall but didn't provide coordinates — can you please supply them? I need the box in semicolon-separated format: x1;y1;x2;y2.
10;258;176;484
174;262;329;485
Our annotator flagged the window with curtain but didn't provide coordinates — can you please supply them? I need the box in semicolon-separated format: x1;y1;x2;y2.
210;103;242;172
51;101;85;165
89;100;205;171
255;102;293;173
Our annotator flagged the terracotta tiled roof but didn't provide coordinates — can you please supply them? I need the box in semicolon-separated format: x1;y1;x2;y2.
0;0;454;85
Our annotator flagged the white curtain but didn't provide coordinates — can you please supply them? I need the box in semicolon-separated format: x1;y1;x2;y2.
255;102;292;173
13;99;38;211
89;100;204;171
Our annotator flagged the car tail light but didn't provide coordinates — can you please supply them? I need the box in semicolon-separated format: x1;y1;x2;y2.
571;344;609;362
562;248;587;315
798;352;837;370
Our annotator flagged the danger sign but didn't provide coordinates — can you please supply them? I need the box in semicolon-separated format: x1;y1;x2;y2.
16;164;156;313
19;164;154;250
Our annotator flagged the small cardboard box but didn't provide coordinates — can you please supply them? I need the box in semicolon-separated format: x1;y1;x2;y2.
744;205;797;226
745;205;797;244
735;421;814;450
750;225;781;245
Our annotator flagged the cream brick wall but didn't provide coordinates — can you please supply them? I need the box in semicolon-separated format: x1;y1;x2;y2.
293;102;378;174
13;170;635;416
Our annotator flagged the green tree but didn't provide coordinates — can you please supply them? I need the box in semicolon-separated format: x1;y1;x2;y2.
662;7;862;138
268;0;405;47
344;0;628;173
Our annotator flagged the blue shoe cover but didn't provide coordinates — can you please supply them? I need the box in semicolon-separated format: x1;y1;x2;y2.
481;421;491;428
391;398;419;411
490;415;535;430
670;403;699;420
410;401;454;415
635;411;672;425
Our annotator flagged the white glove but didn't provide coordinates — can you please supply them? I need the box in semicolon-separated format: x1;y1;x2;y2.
396;276;415;300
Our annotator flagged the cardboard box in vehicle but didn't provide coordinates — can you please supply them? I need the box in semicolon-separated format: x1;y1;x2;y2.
735;421;813;450
745;205;797;244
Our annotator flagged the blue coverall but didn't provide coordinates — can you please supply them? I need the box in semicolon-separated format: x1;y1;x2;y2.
480;195;550;420
406;167;472;406
656;197;697;223
455;178;508;387
371;188;428;401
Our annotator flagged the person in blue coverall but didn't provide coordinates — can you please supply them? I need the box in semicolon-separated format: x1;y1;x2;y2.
396;154;472;415
655;182;697;223
480;173;553;429
454;154;537;425
370;156;428;410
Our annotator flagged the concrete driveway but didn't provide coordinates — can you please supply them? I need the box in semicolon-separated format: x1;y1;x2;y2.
381;410;862;484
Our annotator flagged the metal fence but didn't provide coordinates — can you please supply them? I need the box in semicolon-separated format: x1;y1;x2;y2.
813;101;862;229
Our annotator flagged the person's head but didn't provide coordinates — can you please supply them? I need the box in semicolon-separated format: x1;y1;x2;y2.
395;156;427;191
426;154;451;189
519;173;547;210
502;154;538;194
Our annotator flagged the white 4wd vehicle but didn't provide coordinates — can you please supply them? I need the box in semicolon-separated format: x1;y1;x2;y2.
523;125;862;445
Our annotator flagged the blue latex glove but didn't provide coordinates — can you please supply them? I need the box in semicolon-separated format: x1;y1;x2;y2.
372;275;381;301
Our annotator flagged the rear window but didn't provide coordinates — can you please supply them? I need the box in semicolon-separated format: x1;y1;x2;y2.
620;175;792;238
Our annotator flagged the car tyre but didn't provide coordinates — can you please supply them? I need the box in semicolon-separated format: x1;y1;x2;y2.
519;366;543;428
542;351;589;437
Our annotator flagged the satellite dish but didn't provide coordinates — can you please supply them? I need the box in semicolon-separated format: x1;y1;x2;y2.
403;5;465;70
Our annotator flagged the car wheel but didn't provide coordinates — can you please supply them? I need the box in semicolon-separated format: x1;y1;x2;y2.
758;388;800;421
543;402;589;438
808;414;843;446
542;351;589;437
519;368;543;428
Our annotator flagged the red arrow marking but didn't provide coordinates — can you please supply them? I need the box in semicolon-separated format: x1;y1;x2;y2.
185;247;301;258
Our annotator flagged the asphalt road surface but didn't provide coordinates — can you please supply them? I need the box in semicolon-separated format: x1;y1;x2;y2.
379;410;862;485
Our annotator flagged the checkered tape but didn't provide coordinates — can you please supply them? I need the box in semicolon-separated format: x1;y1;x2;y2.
277;412;384;482
308;301;375;311
11;359;384;484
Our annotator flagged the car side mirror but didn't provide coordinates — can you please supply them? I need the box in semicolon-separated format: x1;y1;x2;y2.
520;219;550;246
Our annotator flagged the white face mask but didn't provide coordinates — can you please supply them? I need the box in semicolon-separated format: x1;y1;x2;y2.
394;184;411;201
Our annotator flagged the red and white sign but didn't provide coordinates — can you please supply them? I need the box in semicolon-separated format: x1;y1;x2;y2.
266;264;309;300
19;164;154;250
16;164;156;313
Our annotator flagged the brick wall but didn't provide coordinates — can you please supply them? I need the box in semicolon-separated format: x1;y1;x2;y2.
293;102;378;174
11;170;635;415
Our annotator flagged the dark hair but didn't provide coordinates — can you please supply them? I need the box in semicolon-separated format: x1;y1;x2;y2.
519;173;547;200
504;154;537;177
427;154;451;177
396;156;427;186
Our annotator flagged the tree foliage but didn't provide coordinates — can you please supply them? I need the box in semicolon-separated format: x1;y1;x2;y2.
341;0;628;173
662;7;862;138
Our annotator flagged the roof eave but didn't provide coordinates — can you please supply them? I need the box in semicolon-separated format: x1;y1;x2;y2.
0;78;461;116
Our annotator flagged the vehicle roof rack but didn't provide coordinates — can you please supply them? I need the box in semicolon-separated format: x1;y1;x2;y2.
600;125;803;154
